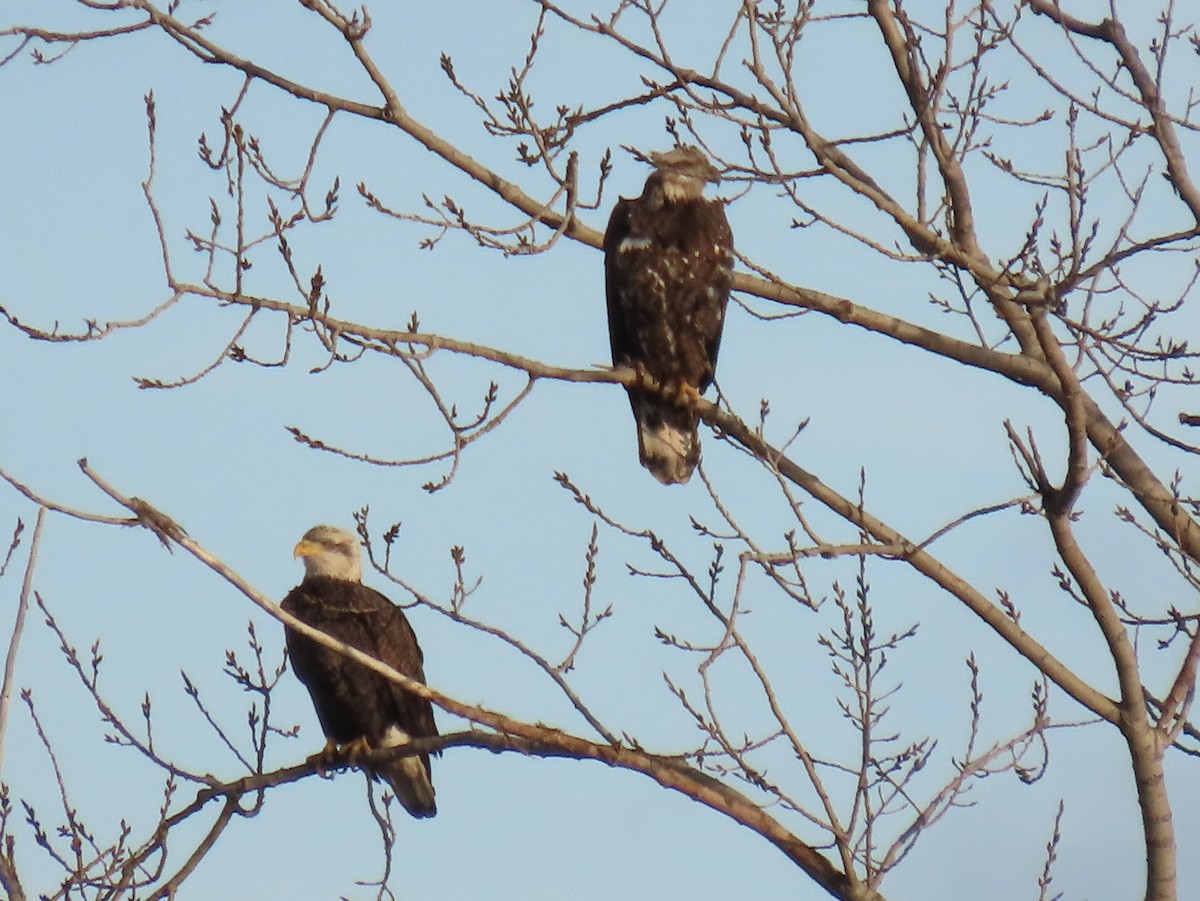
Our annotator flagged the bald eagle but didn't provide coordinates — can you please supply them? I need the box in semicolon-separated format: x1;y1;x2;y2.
604;145;734;484
282;524;438;819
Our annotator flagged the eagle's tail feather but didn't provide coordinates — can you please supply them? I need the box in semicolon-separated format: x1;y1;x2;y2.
637;417;700;485
374;727;437;818
379;755;437;819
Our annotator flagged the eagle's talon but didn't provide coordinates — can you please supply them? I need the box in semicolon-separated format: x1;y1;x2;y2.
308;738;339;776
342;736;372;764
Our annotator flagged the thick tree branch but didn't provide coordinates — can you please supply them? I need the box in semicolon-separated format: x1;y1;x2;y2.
1044;510;1175;901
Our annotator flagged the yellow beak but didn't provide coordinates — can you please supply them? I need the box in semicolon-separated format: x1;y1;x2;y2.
293;539;322;559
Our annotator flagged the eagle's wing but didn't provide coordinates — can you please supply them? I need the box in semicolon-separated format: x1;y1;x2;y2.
603;197;639;370
361;586;439;750
355;589;438;817
693;203;734;388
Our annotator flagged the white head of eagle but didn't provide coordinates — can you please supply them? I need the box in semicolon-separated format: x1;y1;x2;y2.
603;145;734;484
282;524;439;819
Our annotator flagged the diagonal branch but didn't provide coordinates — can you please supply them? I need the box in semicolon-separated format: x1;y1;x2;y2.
0;507;44;771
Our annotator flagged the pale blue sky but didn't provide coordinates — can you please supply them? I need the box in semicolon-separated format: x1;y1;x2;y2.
2;2;1198;899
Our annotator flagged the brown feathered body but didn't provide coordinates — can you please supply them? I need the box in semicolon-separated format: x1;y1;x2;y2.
603;146;734;484
283;528;438;819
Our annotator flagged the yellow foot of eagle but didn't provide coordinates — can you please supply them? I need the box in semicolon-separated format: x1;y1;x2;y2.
307;738;339;777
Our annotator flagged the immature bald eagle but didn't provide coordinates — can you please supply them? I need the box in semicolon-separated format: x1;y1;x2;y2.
604;145;734;484
282;524;438;819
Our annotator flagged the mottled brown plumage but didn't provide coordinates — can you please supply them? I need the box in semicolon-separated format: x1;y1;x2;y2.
604;146;734;484
282;525;438;818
